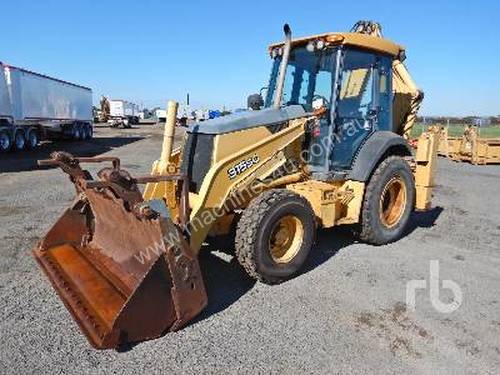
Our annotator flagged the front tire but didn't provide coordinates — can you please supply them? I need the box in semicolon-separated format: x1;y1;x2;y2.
235;189;316;284
359;156;415;245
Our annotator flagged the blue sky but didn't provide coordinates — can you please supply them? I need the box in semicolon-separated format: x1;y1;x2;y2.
1;0;499;116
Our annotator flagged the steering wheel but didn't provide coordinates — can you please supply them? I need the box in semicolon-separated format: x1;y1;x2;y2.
312;94;330;109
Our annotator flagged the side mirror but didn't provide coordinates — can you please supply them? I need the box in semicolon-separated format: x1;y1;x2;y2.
312;97;327;111
247;93;264;110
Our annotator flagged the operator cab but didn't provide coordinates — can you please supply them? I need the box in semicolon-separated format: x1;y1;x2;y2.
265;33;399;180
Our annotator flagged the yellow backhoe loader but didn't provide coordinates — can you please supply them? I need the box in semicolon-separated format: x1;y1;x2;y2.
33;21;438;349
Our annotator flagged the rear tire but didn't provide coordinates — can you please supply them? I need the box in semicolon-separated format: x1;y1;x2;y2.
78;124;85;140
84;124;93;140
26;129;38;149
0;130;11;152
235;189;316;284
14;130;25;151
72;124;81;140
358;156;415;245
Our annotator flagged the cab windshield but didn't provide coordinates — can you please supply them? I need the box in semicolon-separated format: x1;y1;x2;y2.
265;47;335;111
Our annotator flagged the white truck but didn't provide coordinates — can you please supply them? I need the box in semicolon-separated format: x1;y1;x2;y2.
155;109;167;122
107;99;140;128
0;62;93;152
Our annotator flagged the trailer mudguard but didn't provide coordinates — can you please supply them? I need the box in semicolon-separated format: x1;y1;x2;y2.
347;131;412;182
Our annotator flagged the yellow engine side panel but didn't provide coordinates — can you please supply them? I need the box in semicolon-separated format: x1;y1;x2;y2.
213;126;274;162
188;118;310;253
287;180;365;228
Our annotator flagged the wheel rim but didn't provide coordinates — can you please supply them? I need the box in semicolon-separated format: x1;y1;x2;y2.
0;133;10;150
268;215;304;263
15;133;25;149
379;176;407;228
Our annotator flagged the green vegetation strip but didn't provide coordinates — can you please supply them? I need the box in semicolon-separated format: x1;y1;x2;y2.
411;124;500;139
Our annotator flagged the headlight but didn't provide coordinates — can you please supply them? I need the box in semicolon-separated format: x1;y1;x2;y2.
306;41;315;52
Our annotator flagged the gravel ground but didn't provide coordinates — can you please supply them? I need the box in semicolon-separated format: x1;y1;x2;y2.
0;125;499;374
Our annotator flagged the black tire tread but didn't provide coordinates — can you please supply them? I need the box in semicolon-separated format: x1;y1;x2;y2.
359;155;414;245
235;189;314;284
0;130;11;152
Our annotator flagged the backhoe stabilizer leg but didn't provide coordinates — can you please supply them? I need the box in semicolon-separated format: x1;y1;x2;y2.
414;131;439;210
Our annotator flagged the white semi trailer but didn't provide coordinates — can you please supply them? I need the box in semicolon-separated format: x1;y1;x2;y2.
108;99;140;128
0;62;93;152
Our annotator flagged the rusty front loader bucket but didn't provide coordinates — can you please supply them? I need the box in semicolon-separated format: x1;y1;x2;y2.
33;152;207;349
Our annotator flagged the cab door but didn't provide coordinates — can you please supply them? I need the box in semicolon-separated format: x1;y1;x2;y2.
329;49;392;170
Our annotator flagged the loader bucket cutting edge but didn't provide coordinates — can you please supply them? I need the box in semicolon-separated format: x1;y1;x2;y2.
33;153;207;349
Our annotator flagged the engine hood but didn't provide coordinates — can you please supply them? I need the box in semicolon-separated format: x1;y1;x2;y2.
188;105;308;135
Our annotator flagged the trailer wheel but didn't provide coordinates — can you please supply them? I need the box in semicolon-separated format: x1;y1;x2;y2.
235;189;316;284
78;124;86;140
358;156;415;245
0;130;11;152
26;129;39;149
70;124;79;140
14;130;26;151
84;124;93;140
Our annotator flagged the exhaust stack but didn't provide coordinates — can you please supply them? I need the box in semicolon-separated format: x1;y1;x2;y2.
273;24;292;109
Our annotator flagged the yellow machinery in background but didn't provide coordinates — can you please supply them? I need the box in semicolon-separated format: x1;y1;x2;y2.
33;21;439;349
98;96;110;123
430;125;500;165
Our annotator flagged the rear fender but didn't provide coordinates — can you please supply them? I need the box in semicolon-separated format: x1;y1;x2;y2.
347;131;412;182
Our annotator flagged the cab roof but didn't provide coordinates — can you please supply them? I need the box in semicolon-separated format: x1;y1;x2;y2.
269;32;404;58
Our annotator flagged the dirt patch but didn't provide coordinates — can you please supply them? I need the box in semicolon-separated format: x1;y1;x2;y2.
356;312;375;328
390;337;419;357
455;340;480;356
354;302;433;358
